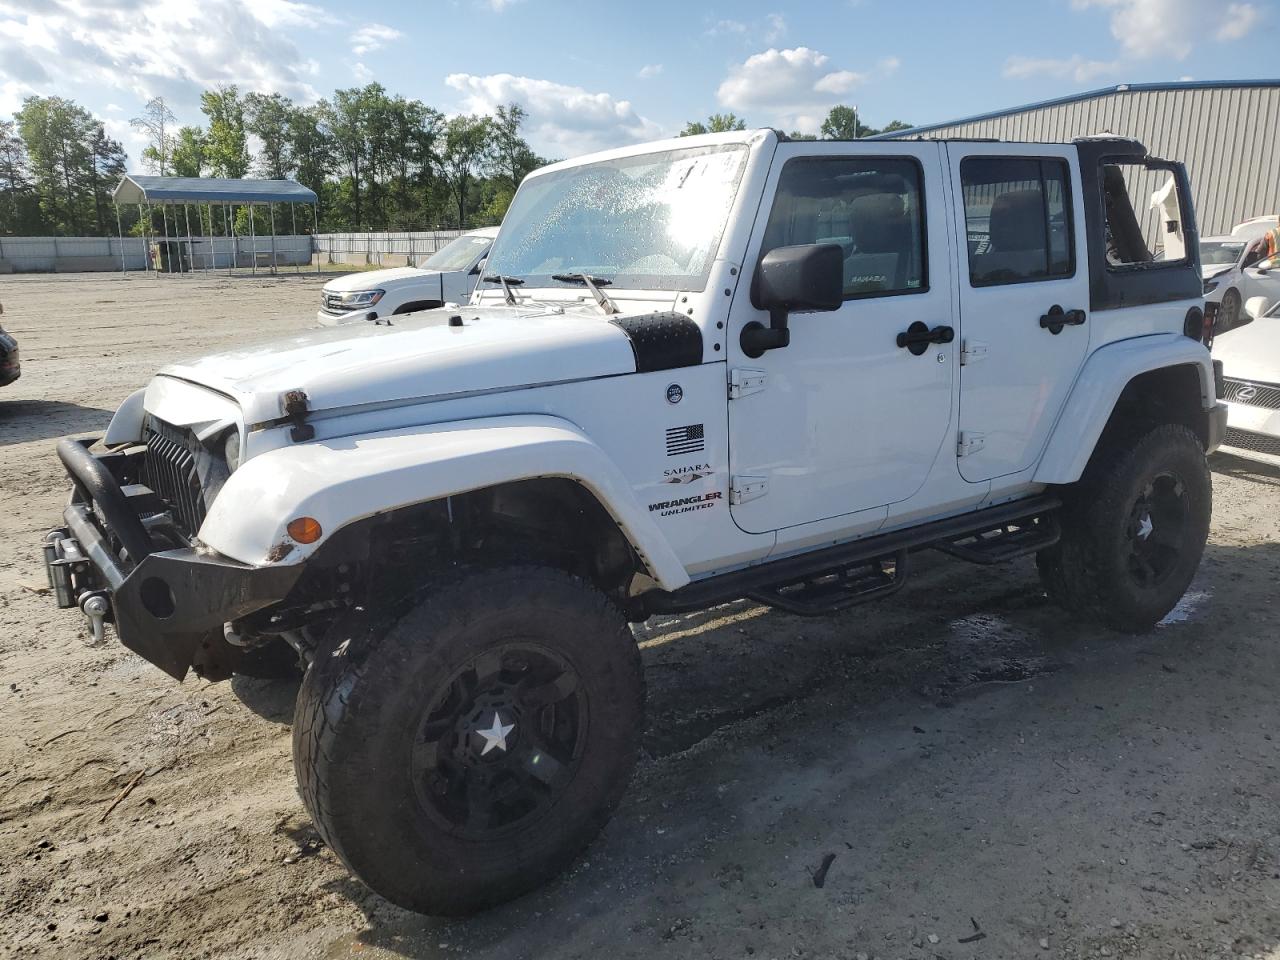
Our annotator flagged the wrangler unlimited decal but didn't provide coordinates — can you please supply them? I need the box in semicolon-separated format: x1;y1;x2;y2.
648;490;723;516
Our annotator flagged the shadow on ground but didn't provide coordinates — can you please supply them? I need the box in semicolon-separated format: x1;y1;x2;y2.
0;399;113;446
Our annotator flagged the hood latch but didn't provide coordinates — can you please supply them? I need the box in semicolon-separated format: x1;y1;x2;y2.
283;389;315;442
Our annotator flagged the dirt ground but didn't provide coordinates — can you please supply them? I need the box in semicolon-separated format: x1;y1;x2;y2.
2;273;1280;960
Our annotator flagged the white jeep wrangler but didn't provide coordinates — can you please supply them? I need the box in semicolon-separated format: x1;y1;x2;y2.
44;130;1226;915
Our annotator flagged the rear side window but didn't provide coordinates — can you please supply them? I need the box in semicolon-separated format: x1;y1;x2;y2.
760;156;927;299
961;157;1074;286
1100;162;1189;267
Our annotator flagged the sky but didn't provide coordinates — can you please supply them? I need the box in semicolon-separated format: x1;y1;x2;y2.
0;0;1276;168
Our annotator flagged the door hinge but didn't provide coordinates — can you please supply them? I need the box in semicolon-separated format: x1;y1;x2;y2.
956;432;986;457
728;368;768;399
960;340;989;365
730;475;769;504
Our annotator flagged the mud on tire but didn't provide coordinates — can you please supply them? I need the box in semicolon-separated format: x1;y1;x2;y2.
292;566;644;915
1037;423;1211;632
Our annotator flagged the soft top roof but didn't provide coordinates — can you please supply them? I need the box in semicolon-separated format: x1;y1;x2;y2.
113;175;318;205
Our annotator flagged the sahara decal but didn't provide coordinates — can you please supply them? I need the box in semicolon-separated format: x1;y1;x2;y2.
648;491;723;517
663;463;712;484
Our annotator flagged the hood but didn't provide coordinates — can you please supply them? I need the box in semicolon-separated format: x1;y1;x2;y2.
1213;315;1280;385
323;266;443;292
158;304;643;425
1202;264;1235;281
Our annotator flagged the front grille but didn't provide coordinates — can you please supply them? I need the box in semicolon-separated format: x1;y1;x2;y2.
1224;427;1280;457
142;418;207;535
1223;377;1280;410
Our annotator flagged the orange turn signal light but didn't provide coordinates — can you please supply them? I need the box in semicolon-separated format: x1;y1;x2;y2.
287;516;323;544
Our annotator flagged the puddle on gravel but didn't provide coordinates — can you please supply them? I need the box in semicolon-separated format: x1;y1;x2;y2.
945;612;1060;687
1159;589;1210;626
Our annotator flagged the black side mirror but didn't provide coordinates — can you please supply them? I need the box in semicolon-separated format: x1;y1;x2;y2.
743;243;843;357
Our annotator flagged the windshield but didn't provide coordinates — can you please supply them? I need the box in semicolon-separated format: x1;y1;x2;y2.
1200;240;1246;266
423;234;491;272
483;143;749;292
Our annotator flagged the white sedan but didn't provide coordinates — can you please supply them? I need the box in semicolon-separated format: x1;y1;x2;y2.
1214;295;1280;462
1201;235;1280;333
316;227;499;326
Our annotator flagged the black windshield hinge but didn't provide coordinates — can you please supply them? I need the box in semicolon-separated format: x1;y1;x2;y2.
283;389;315;442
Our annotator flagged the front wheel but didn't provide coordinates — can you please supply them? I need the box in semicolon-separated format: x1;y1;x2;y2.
1221;288;1242;332
292;566;644;915
1037;424;1211;632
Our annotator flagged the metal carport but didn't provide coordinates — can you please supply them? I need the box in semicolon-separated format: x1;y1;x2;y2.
112;175;320;275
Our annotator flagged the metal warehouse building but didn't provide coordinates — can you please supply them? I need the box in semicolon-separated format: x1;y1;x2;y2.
881;80;1280;237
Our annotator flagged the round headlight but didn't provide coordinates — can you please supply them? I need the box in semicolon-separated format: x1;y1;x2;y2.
224;429;241;472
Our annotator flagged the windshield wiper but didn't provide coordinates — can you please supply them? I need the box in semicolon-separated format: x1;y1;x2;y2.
482;274;525;305
551;273;619;315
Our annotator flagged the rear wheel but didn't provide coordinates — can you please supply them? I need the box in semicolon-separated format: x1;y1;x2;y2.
292;566;643;915
1037;424;1211;632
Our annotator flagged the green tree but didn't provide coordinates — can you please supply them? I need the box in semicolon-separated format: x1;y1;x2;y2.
488;103;541;191
679;113;747;136
0;119;37;234
787;131;818;141
287;105;330;200
819;105;860;139
131;96;176;175
441;114;491;228
169;126;207;178
245;92;295;179
15;96;96;234
200;85;250;178
87;123;126;235
879;120;913;134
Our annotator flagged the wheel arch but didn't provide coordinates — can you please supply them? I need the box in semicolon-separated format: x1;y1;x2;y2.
198;414;690;592
1035;334;1216;485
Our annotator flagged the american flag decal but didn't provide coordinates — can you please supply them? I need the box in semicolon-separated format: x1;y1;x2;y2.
665;423;705;456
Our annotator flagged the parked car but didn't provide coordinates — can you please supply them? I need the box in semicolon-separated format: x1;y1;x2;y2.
1200;234;1280;331
1231;214;1279;240
316;226;499;325
0;303;19;387
43;130;1223;916
1214;295;1280;460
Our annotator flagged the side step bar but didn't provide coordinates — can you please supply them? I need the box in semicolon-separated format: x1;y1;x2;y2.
645;494;1061;616
933;515;1059;565
747;550;908;617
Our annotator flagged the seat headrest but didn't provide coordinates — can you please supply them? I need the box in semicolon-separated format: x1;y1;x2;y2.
989;190;1046;252
851;193;909;254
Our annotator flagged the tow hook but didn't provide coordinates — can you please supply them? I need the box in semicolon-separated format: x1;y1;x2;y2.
80;592;110;643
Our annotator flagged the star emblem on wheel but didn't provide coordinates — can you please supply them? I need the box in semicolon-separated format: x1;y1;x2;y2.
476;712;516;756
1138;515;1154;540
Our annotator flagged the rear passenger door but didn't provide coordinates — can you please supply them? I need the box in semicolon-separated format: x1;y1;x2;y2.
947;144;1090;483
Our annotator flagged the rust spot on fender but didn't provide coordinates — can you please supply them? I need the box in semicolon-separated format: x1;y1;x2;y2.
266;542;295;563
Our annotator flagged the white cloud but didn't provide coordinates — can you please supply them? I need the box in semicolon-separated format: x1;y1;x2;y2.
637;63;664;79
0;0;323;126
708;18;748;35
351;22;402;57
763;12;786;42
1073;0;1262;59
716;47;867;133
877;56;901;77
446;72;663;158
1003;54;1122;84
352;61;373;83
707;12;788;43
1217;1;1261;39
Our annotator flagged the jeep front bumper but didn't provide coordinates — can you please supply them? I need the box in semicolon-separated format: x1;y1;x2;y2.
45;439;302;680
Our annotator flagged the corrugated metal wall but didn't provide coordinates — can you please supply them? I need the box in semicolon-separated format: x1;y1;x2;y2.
884;85;1280;237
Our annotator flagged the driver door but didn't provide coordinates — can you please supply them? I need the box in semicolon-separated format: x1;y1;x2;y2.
726;141;956;535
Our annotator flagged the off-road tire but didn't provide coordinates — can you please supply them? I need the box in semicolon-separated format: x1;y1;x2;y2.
1037;424;1211;632
292;565;644;915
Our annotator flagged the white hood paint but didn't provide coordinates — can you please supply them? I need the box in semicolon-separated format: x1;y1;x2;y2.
1213;314;1280;385
158;304;642;425
323;266;440;293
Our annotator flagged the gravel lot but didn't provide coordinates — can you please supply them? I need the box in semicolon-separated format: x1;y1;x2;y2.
2;273;1279;960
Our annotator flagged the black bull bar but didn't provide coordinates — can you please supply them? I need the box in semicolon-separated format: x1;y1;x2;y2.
48;438;301;680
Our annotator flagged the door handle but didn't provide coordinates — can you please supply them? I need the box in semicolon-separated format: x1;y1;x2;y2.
1039;305;1087;335
896;321;954;356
